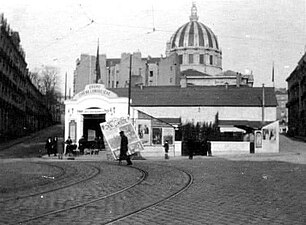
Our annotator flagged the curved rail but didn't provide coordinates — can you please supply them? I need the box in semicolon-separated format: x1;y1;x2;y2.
103;167;193;225
1;162;99;203
18;165;148;224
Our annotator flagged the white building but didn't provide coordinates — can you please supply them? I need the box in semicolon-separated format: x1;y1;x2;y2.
65;84;278;156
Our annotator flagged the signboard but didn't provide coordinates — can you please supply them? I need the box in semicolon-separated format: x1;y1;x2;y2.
100;117;144;159
74;84;118;100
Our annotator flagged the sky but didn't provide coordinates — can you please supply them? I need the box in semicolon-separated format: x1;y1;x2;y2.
2;0;306;93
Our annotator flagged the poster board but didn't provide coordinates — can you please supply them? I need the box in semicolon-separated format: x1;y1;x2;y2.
256;121;279;153
136;119;151;145
100;117;144;159
162;127;174;145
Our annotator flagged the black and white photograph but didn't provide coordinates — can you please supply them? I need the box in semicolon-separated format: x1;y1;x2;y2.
0;0;306;224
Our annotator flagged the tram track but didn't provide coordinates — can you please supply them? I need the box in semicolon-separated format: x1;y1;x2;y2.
18;165;148;224
0;161;100;203
16;163;193;225
103;166;193;225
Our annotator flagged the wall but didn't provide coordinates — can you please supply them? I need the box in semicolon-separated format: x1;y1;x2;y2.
211;142;250;155
134;106;277;124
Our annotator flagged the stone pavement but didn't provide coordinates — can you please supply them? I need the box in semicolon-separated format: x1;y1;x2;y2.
0;134;306;224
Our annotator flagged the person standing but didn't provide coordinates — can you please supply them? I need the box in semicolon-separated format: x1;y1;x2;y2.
65;136;72;155
52;136;58;156
78;135;86;155
119;131;132;165
163;140;169;159
45;137;53;157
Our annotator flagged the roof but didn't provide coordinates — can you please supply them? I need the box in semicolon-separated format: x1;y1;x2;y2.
110;86;277;107
219;120;274;130
181;69;211;77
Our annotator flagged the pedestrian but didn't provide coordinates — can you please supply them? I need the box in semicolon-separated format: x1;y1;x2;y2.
163;140;169;159
52;136;58;156
78;135;86;155
119;131;132;165
58;139;64;159
65;136;72;155
187;138;193;160
45;137;53;157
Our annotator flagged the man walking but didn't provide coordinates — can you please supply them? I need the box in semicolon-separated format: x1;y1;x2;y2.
163;140;169;159
119;131;132;165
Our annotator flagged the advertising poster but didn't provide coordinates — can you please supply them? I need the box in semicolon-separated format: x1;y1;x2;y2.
136;119;151;145
162;127;174;144
255;130;262;148
100;117;144;159
152;128;162;144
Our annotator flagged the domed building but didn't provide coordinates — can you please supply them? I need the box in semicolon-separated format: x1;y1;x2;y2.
166;3;222;75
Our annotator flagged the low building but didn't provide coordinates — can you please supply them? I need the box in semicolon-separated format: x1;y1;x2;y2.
65;84;278;156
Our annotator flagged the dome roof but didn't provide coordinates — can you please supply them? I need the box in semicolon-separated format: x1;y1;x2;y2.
169;4;220;51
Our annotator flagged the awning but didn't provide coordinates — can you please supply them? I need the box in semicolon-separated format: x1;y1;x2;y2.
219;120;274;132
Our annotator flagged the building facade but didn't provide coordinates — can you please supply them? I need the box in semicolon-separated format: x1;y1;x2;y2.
65;84;278;155
275;88;288;133
166;3;222;75
286;52;306;137
73;4;253;93
0;14;52;142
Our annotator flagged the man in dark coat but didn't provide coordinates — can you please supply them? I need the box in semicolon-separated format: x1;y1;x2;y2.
119;131;132;165
163;140;169;159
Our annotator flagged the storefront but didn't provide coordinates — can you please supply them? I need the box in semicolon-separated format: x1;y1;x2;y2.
64;84;129;145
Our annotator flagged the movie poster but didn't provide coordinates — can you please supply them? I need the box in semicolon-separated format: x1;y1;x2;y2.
162;127;174;144
152;128;162;145
255;130;262;148
100;117;144;159
136;119;151;145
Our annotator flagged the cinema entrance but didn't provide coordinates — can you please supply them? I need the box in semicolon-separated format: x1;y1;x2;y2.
64;84;129;147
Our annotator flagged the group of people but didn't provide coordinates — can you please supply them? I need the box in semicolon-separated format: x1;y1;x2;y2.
45;136;63;159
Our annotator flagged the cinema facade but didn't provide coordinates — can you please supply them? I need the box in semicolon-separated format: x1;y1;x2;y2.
64;83;279;157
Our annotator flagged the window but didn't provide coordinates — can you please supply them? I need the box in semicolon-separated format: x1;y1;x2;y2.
199;54;204;64
170;78;173;83
152;128;162;145
210;55;213;65
178;55;183;64
150;71;153;77
188;54;193;64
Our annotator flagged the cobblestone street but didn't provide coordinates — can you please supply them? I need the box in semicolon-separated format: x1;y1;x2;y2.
0;130;306;224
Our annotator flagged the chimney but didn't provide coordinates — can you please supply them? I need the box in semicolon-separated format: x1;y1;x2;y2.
180;76;187;88
236;72;241;87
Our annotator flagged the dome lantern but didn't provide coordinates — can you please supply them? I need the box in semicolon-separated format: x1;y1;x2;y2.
190;2;199;22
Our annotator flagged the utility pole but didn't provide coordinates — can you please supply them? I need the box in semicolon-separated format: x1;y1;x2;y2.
64;72;67;100
128;54;132;116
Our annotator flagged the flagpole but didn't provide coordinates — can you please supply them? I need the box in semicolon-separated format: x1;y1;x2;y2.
262;83;265;123
272;61;275;88
128;54;132;116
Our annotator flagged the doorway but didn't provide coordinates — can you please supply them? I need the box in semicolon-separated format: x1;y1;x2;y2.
83;114;105;149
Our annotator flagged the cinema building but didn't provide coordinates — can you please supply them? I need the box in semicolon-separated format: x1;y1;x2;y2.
65;83;279;156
